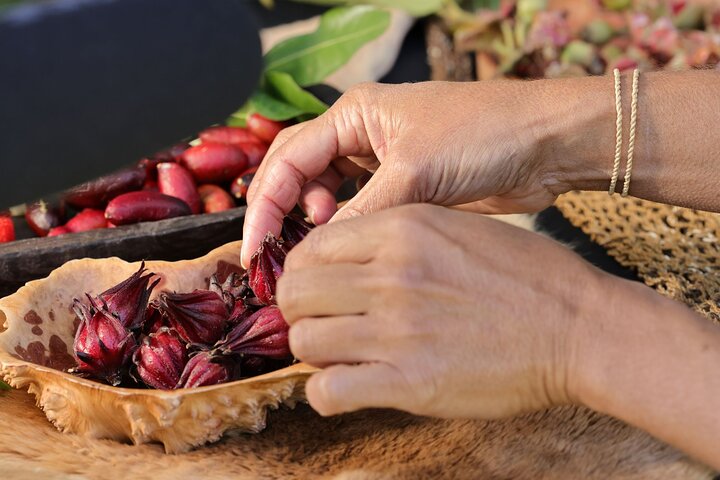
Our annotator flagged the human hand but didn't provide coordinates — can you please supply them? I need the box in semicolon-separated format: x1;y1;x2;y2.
276;204;606;418
240;80;605;267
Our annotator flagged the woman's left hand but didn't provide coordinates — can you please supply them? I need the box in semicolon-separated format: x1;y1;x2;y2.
277;204;605;418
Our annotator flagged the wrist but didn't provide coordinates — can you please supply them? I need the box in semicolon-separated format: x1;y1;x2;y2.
531;75;621;195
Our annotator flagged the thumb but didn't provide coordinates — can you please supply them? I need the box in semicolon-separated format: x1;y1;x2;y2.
332;164;419;222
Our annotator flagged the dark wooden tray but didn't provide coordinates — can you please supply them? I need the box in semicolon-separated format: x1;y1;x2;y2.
0;207;246;297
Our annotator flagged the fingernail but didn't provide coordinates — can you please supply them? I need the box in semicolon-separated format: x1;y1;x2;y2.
306;207;316;225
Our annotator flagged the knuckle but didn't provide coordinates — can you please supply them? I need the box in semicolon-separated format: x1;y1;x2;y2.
342;82;380;103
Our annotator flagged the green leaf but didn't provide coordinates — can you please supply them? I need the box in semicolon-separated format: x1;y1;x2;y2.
264;5;390;87
227;101;256;127
249;92;304;121
265;71;328;116
289;0;443;17
472;0;501;9
0;379;10;391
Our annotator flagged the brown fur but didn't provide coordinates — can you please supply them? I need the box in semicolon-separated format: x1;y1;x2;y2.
0;388;711;479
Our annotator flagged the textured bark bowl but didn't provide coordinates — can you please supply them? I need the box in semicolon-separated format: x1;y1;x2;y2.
0;241;316;453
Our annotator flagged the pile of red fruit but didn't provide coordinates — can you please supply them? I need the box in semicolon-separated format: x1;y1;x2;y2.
0;113;285;243
69;214;312;389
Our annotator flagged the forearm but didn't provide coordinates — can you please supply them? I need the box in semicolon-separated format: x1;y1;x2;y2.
575;276;720;470
536;70;720;212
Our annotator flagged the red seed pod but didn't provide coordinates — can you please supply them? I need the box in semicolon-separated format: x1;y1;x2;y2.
181;143;248;183
176;351;235;388
237;142;268;168
247;113;285;144
230;167;258;199
247;234;286;305
47;226;70;237
155;290;229;346
143;179;159;192
209;273;249;306
142;303;167;335
157;162;202;214
199;126;264;146
133;328;188;390
71;296;137;386
64;167;146;208
97;262;159;330
216;306;290;359
197;184;235;213
0;216;15;243
25;200;64;237
281;214;314;251
65;208;108;232
105;191;192;226
153;142;192;162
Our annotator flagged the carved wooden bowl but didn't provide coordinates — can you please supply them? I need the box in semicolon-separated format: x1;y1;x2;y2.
0;241;316;453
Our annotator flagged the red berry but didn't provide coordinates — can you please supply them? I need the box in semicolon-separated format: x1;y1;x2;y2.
157;162;202;214
197;185;235;213
199;126;264;146
65;209;108;233
0;216;15;243
181;143;248;183
247;114;285;144
48;226;70;237
238;142;268;168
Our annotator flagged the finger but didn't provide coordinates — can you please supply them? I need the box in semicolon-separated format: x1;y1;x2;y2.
277;263;373;322
246;123;307;206
284;219;383;271
298;166;343;225
333;157;372;178
241;117;338;267
331;163;420;223
306;363;409;416
289;315;381;365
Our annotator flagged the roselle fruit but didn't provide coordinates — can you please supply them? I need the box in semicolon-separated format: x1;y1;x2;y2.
25;200;63;237
65;208;108;232
97;262;159;330
133;328;188;390
155;290;228;345
209;273;248;310
281;214;314;250
71;297;137;386
247;113;285;144
237;142;268;168
105;191;192;225
230;167;257;199
65;167;146;209
181;143;248;183
157;162;202;215
143;303;167;335
199;126;264;146
197;184;235;213
176;351;235;388
247;234;286;305
216;306;290;360
47;225;70;237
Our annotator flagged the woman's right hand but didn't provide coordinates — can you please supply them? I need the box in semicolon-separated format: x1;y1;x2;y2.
241;78;614;266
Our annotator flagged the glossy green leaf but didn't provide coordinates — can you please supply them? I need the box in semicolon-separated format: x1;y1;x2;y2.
265;71;328;116
226;101;256;127
264;6;390;87
289;0;443;17
249;92;304;121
